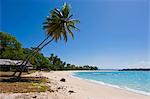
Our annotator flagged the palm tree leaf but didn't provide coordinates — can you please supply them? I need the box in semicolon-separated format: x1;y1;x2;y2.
62;24;68;42
67;20;80;31
69;19;80;23
52;8;63;18
69;24;80;31
68;14;73;19
62;3;70;18
66;24;74;39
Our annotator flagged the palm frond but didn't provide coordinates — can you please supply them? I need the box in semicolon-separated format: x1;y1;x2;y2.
52;8;63;18
68;14;73;19
62;3;70;18
62;25;68;42
69;25;80;31
66;24;74;39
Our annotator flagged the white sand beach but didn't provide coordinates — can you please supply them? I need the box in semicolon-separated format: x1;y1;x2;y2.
0;71;150;99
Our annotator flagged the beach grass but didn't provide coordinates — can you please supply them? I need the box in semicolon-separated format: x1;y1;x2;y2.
0;71;49;93
0;82;48;93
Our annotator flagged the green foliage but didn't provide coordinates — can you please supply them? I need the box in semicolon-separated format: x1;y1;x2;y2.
43;3;80;42
0;32;24;59
48;53;98;70
22;48;51;70
48;54;65;70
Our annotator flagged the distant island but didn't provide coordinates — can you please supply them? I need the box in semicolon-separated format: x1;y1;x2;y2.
118;68;150;71
98;69;150;71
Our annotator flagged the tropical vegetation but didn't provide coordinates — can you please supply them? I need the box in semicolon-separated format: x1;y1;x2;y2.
0;32;98;72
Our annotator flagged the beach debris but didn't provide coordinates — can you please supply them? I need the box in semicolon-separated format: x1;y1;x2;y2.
56;90;58;92
68;90;75;94
48;89;55;93
60;78;66;82
32;96;37;98
57;87;62;89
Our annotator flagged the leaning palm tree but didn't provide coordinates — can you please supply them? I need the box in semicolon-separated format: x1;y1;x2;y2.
14;3;80;79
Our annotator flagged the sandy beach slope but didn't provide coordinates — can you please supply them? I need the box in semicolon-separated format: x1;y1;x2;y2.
0;71;150;99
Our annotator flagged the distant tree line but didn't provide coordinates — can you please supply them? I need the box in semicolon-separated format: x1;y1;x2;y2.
119;68;150;71
48;53;98;70
0;32;98;71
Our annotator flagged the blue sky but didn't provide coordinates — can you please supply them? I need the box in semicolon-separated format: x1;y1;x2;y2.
1;0;149;69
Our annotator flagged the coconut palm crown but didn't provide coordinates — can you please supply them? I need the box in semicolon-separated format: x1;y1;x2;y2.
43;3;80;42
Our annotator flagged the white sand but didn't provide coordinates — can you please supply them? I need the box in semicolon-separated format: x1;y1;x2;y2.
0;71;150;99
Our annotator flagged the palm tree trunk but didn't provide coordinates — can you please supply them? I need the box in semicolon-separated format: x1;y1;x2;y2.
16;38;54;79
15;24;60;79
12;56;28;76
12;35;50;77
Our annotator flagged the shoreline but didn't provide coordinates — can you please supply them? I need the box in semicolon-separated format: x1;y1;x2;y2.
43;71;150;99
71;71;150;96
0;71;150;99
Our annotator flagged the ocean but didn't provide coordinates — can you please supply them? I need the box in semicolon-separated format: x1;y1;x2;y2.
73;71;150;96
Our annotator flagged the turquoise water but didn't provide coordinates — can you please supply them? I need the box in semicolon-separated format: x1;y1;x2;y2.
73;71;150;95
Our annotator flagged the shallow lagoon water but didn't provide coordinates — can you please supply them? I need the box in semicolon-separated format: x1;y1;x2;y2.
73;71;150;95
